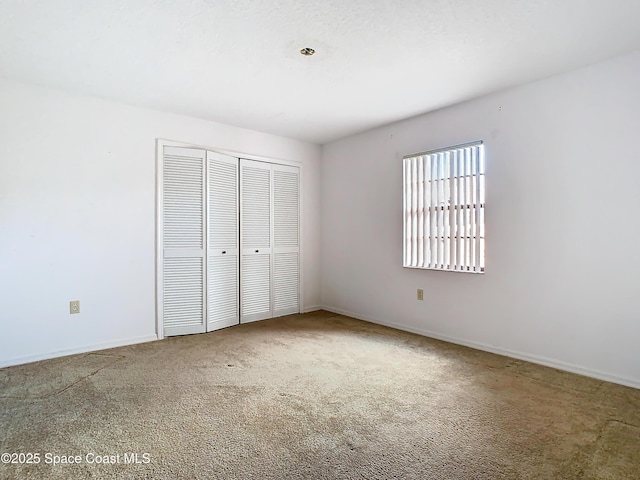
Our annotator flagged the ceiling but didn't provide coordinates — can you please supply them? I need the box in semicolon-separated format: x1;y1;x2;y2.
1;1;639;144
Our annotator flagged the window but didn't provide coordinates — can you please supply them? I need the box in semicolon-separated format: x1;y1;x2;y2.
403;141;485;273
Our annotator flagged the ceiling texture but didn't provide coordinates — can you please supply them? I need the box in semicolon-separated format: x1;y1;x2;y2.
1;0;640;144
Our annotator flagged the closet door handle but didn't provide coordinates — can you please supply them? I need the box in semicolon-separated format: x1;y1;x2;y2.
222;251;226;254
255;250;259;253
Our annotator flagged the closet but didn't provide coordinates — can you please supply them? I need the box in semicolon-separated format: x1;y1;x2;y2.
159;145;300;337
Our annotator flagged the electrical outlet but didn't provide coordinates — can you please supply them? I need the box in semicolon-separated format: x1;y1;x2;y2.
417;289;424;301
70;300;80;314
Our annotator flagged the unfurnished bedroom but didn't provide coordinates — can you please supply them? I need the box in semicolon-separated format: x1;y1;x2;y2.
1;1;640;479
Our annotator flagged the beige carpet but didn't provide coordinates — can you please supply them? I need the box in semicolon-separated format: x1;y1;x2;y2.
1;311;639;479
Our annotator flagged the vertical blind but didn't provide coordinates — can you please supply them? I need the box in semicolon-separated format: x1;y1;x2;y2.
403;142;485;273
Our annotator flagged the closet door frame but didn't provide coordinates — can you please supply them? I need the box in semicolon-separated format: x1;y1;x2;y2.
155;139;304;339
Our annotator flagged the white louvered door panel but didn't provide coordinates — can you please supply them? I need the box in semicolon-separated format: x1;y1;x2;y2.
272;165;300;316
162;146;206;336
208;255;238;329
207;151;239;331
240;159;272;323
163;257;204;334
274;252;299;313
241;254;271;317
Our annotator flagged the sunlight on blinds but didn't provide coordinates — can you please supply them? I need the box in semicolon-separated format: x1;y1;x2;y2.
403;142;485;273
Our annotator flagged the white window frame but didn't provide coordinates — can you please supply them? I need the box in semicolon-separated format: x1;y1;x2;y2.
403;141;485;273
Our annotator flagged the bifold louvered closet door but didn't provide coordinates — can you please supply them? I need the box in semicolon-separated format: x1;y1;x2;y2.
162;147;207;336
239;159;300;323
207;151;240;331
240;159;272;322
160;146;300;337
272;163;300;317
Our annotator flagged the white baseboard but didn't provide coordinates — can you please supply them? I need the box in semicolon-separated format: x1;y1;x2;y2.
303;305;323;313
323;305;640;390
0;335;159;369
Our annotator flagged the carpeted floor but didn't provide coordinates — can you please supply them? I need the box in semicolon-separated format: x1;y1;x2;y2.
1;311;639;479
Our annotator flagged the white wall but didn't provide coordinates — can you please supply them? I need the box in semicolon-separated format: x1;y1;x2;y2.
0;78;321;367
321;51;640;388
